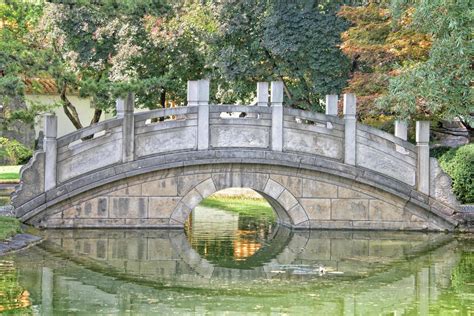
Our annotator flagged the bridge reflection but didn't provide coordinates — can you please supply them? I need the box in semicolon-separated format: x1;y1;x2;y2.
9;229;466;314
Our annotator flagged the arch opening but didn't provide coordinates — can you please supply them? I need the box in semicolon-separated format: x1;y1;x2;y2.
184;188;286;269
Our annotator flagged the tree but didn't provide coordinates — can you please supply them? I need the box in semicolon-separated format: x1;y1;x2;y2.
339;1;431;123
212;0;351;110
38;0;171;129
378;0;473;131
0;0;48;148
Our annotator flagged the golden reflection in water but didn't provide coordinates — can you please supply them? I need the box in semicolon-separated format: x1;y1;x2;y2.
0;260;31;313
185;207;266;261
233;230;262;260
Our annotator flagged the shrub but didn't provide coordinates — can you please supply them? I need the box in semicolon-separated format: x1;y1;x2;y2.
437;144;474;204
0;137;33;165
430;146;451;159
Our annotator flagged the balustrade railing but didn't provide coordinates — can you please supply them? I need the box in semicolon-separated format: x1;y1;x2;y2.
41;79;431;195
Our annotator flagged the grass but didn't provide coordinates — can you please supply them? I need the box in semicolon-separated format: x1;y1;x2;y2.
200;196;276;219
0;165;21;182
0;216;21;241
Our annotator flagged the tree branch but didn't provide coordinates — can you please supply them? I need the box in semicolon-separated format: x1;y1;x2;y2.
59;83;83;129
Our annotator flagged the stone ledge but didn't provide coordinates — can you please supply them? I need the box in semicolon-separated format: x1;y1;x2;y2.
0;233;42;256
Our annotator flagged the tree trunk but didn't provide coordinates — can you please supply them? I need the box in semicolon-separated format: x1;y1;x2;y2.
60;84;83;129
159;88;166;122
89;108;102;125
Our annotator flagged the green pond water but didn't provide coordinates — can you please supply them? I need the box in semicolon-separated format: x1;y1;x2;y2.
1;200;473;315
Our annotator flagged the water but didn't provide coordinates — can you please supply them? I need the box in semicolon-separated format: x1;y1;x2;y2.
1;203;473;315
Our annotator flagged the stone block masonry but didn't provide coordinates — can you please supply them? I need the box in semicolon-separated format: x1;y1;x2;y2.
33;163;455;231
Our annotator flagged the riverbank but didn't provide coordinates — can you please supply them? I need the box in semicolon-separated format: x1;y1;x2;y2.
0;210;42;256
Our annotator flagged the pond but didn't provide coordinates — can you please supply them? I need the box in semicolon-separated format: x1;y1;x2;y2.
1;196;473;315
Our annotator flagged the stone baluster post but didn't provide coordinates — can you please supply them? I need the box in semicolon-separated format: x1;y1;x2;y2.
416;121;430;195
271;81;284;152
44;113;57;191
325;94;338;129
121;93;135;162
116;98;125;118
188;80;210;150
343;93;357;165
394;120;408;154
257;82;269;106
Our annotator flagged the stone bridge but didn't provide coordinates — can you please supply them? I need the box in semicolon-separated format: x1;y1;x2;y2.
13;80;462;231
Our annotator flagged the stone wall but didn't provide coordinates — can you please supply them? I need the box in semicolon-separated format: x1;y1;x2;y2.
31;163;454;231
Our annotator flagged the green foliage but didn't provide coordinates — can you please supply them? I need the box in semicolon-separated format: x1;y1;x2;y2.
0;0;47;108
430;146;451;159
200;196;276;220
0;137;32;165
451;251;474;292
212;0;350;109
379;0;473;124
437;144;474;204
339;3;431;121
0;216;21;241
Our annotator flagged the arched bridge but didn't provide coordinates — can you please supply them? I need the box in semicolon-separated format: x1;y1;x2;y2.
13;80;462;231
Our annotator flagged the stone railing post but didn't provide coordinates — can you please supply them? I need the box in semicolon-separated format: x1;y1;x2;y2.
120;92;135;162
343;93;357;165
257;82;269;106
271;81;284;152
325;94;338;129
43;113;57;191
188;79;210;150
416;121;430;195
116;98;125;118
394;120;408;154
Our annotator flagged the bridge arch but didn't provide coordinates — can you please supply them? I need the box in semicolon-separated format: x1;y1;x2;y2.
171;174;308;228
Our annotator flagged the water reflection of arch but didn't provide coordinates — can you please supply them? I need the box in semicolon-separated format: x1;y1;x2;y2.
37;226;296;283
170;225;293;279
14;232;464;315
37;229;457;285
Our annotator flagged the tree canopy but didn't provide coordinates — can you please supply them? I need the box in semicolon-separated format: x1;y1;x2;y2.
0;0;472;136
379;0;473;130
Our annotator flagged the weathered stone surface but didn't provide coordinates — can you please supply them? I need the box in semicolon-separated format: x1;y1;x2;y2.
210;125;270;148
357;144;416;186
277;190;298;210
288;204;308;225
338;187;372;199
241;173;269;191
263;179;285;199
109;197;148;218
369;200;405;221
63;197;109;219
302;179;338;198
179;174;211;195
180;189;202;210
148;197;180;218
300;199;331;220
270;175;302;196
212;173;242;191
58;138;122;183
108;184;142;196
11;151;45;208
135;127;197;157
194;178;216;198
142;178;177;196
332;199;369;221
284;129;343;159
430;158;459;207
